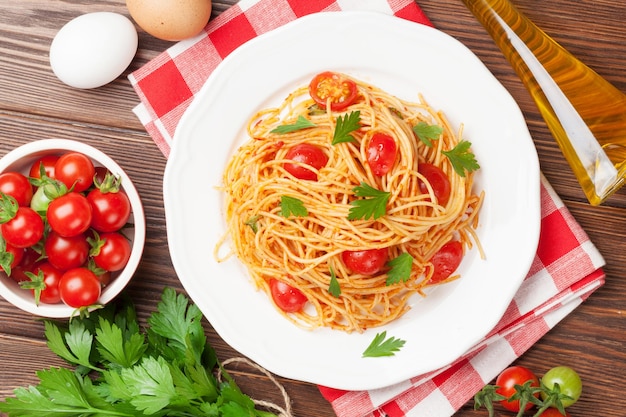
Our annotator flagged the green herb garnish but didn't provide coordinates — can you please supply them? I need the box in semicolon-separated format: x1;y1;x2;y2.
279;195;308;218
332;111;361;145
385;253;414;285
413;121;443;147
362;331;406;358
348;182;390;221
245;215;260;233
328;266;341;298
270;115;317;134
442;140;480;177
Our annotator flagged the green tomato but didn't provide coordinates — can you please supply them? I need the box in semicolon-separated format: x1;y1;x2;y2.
30;184;54;213
541;366;582;408
30;181;67;214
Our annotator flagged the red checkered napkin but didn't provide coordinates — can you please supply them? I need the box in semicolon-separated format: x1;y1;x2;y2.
128;0;431;157
318;176;605;416
128;1;606;416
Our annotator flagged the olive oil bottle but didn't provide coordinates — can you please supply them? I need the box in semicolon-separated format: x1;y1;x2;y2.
463;0;626;205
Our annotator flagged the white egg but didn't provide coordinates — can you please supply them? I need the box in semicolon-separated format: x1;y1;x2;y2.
50;12;138;89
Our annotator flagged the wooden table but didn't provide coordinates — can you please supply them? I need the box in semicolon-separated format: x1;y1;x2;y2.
1;1;624;416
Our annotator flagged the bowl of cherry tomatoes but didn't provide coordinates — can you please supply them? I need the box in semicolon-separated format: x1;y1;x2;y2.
0;139;145;317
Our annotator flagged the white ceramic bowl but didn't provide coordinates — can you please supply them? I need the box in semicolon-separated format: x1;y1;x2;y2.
0;139;146;317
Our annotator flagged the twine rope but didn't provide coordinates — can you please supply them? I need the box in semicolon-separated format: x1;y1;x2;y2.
218;357;294;417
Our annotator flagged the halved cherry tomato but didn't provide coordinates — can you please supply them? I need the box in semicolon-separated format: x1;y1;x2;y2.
59;267;101;308
496;365;540;412
367;133;397;176
54;152;95;193
0;172;33;206
428;240;463;284
29;155;59;180
269;278;308;313
44;231;89;271
283;143;328;181
309;72;358;111
47;192;92;237
418;163;451;206
92;232;131;272
341;248;388;276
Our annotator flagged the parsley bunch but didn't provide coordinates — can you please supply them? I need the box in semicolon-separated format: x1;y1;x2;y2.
0;288;279;417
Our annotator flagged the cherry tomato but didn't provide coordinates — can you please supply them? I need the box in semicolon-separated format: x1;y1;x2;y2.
367;133;397;176
31;262;63;304
495;365;540;412
269;278;308;313
309;71;358;111
0;241;24;277
428;240;463;284
54;152;95;193
59;267;101;308
9;247;40;283
5;242;24;266
44;231;89;271
30;183;56;214
1;206;44;248
283;144;328;181
541;366;582;408
92;232;131;272
94;166;110;184
0;172;33;206
341;248;388;276
29;155;59;180
47;192;92;237
87;188;131;232
96;270;112;287
418;163;451;206
541;409;571;417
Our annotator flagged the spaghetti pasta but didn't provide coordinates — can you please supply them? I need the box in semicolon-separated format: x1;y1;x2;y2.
216;72;484;333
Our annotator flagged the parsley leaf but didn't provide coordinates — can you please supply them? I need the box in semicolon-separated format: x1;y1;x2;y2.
385;253;414;285
413;121;443;147
1;367;118;416
245;215;260;233
270;115;317;134
348;182;390;221
0;289;278;417
147;287;207;365
104;356;176;415
332;111;361;145
279;195;308;218
328;267;341;298
95;316;147;368
362;331;406;357
442;140;480;177
45;320;100;372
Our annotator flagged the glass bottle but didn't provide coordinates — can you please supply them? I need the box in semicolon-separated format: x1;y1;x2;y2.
462;0;626;205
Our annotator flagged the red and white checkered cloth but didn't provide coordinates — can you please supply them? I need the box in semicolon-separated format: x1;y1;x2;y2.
128;1;606;415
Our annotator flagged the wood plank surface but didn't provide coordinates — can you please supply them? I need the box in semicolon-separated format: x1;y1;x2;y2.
0;1;625;416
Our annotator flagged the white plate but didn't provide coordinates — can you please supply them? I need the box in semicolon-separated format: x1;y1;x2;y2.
164;11;541;391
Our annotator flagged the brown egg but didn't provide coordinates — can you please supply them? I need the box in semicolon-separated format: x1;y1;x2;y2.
126;0;212;41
